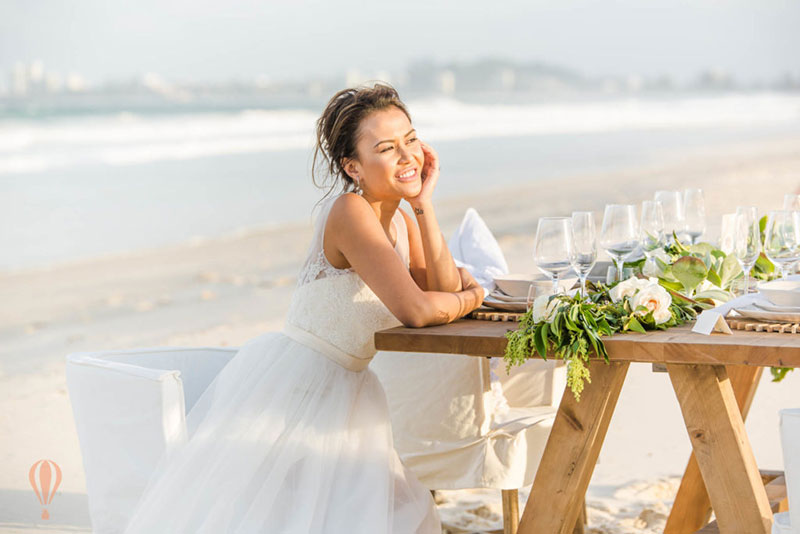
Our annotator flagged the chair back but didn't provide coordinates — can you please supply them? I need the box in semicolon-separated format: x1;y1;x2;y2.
65;346;236;533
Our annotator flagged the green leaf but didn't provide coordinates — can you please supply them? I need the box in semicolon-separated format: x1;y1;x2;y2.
688;242;715;257
706;267;722;288
671;256;708;294
771;366;793;382
628;316;647;334
694;289;733;304
719;253;743;289
534;325;547;358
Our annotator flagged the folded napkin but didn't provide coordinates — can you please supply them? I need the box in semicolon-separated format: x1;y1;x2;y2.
692;293;759;335
448;208;510;396
448;208;509;293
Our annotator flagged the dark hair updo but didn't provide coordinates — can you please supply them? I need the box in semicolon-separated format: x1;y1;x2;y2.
312;82;412;201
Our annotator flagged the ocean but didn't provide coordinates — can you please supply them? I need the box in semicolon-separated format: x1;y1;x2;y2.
2;92;800;273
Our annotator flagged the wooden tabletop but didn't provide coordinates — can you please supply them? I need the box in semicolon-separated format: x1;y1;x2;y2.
375;318;800;368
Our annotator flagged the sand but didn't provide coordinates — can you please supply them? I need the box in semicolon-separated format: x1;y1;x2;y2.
2;133;800;533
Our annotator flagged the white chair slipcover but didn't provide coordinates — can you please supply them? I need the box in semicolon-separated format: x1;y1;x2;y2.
371;352;565;490
65;347;237;534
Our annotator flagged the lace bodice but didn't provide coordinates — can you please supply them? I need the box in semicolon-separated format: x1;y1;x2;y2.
286;195;410;362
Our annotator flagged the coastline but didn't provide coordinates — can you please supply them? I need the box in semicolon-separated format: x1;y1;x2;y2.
3;133;800;533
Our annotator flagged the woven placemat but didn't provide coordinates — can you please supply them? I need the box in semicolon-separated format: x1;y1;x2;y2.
727;318;800;333
470;309;525;322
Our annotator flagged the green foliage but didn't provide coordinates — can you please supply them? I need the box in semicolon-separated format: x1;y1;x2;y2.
771;367;794;382
505;237;791;401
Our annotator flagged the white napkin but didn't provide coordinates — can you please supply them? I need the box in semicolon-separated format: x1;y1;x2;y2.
692;293;759;335
448;208;509;294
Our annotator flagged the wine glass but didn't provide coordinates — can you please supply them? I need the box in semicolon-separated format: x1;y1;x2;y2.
600;204;639;283
683;188;706;244
734;207;760;294
783;194;800;211
571;211;597;298
654;190;684;244
534;217;575;297
764;210;800;280
640;200;665;271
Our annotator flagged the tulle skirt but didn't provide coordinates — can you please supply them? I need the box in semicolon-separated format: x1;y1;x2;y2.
122;331;441;533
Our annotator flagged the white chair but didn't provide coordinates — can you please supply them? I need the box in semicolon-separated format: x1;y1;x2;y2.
774;408;800;534
371;351;583;534
65;346;237;534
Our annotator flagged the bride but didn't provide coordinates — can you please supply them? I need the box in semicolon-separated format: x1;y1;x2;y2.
122;83;486;533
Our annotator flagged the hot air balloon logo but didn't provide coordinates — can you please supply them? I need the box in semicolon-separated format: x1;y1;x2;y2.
29;460;62;520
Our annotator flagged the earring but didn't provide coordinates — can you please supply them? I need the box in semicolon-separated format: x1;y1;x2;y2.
353;178;362;195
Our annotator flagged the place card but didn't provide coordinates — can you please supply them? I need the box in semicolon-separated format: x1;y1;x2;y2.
692;294;758;335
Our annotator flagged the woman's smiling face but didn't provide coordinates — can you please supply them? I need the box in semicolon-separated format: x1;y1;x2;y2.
346;106;424;201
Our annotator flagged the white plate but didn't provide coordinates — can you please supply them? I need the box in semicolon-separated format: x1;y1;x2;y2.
733;305;800;323
753;300;800;313
493;273;578;298
482;296;527;312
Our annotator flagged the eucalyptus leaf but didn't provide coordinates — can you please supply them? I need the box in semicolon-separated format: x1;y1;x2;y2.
719;254;743;289
707;267;722;288
672;256;707;294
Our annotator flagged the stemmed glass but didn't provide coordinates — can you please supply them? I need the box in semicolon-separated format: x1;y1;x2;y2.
654;190;684;244
783;194;800;211
571;211;597;298
533;217;576;297
683;188;706;244
764;210;800;280
734;207;761;294
600;204;639;283
640;200;665;271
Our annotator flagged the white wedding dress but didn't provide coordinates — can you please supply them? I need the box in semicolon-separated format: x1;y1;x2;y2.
123;194;441;533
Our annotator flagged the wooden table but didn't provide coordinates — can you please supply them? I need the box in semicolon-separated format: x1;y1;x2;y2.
375;319;800;534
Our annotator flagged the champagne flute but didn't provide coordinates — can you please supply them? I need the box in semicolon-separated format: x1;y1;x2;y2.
654;190;684;244
534;217;575;297
600;204;639;283
683;188;706;244
734;207;760;294
571;211;597;298
640;200;665;271
764;210;800;280
783;195;800;275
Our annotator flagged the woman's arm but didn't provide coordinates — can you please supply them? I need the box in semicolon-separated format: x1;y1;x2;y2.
404;141;463;292
327;194;483;327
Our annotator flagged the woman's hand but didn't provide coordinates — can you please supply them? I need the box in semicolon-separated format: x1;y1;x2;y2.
457;267;479;291
405;140;439;210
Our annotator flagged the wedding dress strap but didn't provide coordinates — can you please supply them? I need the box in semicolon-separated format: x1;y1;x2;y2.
282;322;372;372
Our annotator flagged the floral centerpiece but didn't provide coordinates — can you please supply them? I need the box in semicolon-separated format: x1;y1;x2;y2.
504;236;792;401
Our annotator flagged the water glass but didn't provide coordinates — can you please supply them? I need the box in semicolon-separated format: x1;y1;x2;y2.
734;207;760;294
571;211;597;298
534;217;575;296
683;188;706;244
764;210;800;279
654;190;684;244
784;194;800;211
600;204;638;283
640;200;665;269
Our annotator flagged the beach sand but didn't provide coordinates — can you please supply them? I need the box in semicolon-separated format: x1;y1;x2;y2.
3;133;800;533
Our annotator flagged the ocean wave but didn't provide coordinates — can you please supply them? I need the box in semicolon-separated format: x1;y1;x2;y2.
1;93;799;175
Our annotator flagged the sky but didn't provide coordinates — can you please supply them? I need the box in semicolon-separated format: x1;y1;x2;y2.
1;0;799;85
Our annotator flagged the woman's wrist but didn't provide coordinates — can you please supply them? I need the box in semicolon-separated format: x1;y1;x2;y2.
409;200;434;215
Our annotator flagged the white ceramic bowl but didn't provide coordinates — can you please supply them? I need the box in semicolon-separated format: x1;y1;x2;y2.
493;273;578;298
758;280;800;307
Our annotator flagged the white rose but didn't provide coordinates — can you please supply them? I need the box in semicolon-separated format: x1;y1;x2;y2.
610;277;652;303
532;294;559;323
631;283;673;325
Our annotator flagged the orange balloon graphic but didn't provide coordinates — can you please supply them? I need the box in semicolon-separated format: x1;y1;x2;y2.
29;460;62;520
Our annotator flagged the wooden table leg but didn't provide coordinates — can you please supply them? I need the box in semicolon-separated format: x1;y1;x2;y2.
667;364;772;534
664;365;763;533
518;360;629;534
